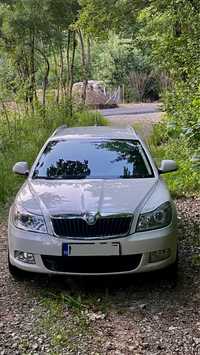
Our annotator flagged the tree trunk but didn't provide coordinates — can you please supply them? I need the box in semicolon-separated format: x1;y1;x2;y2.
59;45;64;101
0;98;11;137
42;57;50;108
87;36;92;79
69;31;76;116
29;30;36;111
52;48;60;104
35;47;50;108
78;30;88;105
66;30;71;96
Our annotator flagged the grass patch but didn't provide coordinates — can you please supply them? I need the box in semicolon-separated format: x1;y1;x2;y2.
132;121;199;198
36;292;90;353
39;297;89;353
32;288;111;354
149;123;199;197
0;104;107;212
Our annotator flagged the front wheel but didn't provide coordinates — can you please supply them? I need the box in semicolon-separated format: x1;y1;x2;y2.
8;253;29;280
163;250;179;282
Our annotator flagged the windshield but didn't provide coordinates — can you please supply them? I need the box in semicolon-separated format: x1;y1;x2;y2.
32;139;154;180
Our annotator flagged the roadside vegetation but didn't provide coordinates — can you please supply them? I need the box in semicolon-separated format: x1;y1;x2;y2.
0;0;199;212
0;105;106;213
80;0;200;196
149;121;199;197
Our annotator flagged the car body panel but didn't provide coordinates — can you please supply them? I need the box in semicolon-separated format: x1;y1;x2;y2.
8;126;178;276
8;219;177;275
16;178;157;216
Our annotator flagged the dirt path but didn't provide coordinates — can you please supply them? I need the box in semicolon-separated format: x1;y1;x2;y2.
100;103;163;118
100;102;165;139
0;198;200;354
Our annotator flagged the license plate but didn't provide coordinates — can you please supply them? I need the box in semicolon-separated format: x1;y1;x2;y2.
62;242;120;256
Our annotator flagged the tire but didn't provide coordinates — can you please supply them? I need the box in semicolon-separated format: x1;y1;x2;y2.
8;253;29;280
153;249;179;284
163;251;179;282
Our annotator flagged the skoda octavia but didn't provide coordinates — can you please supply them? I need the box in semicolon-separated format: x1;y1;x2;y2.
8;126;178;277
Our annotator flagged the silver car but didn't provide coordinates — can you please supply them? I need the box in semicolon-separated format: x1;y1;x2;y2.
8;126;178;277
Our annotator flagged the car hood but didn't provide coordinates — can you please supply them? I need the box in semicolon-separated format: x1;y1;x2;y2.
17;178;158;216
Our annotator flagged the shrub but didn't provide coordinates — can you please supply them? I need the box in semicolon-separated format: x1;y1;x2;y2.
0;104;107;210
150;122;200;197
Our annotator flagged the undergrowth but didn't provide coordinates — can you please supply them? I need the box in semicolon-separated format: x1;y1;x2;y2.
0;103;107;213
149;121;199;197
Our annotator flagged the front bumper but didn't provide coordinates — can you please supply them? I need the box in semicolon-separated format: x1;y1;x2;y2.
8;222;177;276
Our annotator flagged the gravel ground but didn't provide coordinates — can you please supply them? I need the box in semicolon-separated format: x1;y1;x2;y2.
0;197;199;354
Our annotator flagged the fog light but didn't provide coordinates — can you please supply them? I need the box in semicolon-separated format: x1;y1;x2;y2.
14;251;35;264
149;249;170;263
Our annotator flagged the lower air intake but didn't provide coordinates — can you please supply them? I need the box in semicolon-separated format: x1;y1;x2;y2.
42;254;142;273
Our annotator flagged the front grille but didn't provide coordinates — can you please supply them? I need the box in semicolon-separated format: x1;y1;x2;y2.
42;254;142;273
51;216;133;239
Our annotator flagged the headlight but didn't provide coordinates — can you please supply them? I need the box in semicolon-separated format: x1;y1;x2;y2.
136;202;172;232
13;205;47;233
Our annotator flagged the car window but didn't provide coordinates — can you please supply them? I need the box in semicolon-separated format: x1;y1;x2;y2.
32;139;154;180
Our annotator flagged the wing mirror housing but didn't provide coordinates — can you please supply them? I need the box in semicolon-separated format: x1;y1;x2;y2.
158;160;178;174
13;161;29;176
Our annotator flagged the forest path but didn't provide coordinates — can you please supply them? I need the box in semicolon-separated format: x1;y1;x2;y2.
100;102;164;138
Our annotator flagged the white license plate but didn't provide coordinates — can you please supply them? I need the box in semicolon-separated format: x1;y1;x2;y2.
62;242;120;256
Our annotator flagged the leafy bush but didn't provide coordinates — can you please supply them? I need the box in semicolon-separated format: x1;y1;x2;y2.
150;122;200;197
163;82;200;142
0;104;107;210
135;1;200;162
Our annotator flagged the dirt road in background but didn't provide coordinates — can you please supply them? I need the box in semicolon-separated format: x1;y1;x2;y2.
100;102;164;138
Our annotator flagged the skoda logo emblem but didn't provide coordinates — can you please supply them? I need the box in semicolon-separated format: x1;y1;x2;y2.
85;213;98;225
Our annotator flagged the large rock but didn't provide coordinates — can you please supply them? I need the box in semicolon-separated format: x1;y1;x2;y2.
72;80;119;108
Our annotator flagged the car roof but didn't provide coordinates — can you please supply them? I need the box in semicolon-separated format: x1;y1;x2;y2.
50;125;139;141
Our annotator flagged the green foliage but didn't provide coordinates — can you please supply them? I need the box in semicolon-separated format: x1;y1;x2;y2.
150;122;200;197
0;0;199;208
78;0;147;37
0;104;107;210
77;33;160;102
135;1;200;124
0;0;165;104
136;1;200;79
134;1;200;190
163;83;200;143
0;0;80;105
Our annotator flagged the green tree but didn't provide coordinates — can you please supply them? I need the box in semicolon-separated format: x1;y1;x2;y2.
135;0;200;134
0;0;80;108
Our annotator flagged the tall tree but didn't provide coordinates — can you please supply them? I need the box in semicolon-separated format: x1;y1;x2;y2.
0;0;80;107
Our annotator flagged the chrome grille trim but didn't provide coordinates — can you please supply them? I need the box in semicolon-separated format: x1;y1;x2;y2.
50;213;133;239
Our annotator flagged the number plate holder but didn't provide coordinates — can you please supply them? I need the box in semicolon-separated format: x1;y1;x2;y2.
62;242;120;256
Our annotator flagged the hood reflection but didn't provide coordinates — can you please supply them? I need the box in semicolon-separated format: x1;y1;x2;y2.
25;179;157;216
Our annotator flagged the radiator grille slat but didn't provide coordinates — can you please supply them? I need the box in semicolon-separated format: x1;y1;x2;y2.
51;216;132;238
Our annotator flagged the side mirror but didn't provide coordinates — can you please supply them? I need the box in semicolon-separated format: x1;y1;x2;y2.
13;161;29;176
159;160;178;174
